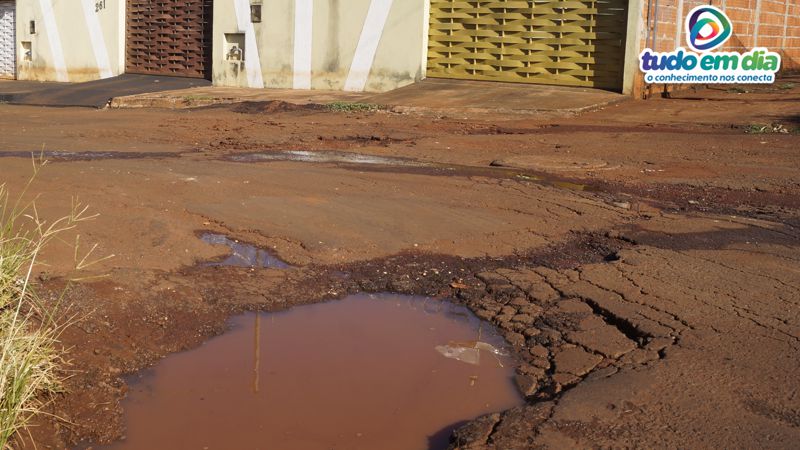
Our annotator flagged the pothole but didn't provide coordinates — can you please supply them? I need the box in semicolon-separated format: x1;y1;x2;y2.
96;294;522;450
229;100;325;114
226;150;428;167
0;151;178;161
490;155;614;172
200;232;291;269
222;149;613;197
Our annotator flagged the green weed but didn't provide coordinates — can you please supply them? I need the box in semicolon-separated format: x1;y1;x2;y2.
325;102;382;113
743;123;791;134
183;95;214;103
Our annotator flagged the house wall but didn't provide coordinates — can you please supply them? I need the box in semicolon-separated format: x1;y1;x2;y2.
9;0;799;96
15;0;124;82
212;0;428;92
631;0;800;97
0;1;15;79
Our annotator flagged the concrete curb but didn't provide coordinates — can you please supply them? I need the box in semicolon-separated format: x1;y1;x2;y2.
110;91;630;118
386;96;630;118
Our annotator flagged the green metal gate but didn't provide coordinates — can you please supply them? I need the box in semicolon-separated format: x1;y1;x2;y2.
427;0;629;90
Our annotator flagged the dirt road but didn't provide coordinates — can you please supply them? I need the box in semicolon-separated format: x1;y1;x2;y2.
1;78;798;449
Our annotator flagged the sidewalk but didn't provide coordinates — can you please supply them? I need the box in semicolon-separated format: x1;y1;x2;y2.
109;85;369;109
364;78;627;115
0;75;210;108
110;79;627;116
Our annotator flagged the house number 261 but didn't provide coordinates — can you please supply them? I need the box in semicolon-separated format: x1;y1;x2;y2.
95;0;106;12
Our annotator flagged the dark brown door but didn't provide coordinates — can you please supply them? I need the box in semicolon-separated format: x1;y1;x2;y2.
126;0;213;79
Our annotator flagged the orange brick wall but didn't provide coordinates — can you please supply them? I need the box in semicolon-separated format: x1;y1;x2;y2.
634;0;798;96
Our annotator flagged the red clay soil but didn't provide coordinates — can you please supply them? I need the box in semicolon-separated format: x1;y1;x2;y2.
0;77;798;449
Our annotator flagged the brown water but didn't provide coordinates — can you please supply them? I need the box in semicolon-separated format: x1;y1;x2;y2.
102;294;522;450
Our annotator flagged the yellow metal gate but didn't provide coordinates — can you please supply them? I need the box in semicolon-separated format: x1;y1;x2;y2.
427;0;629;90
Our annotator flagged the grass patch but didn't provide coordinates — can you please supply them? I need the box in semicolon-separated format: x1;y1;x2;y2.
183;95;214;103
182;95;215;107
325;102;382;113
727;87;748;94
743;123;792;134
0;158;97;448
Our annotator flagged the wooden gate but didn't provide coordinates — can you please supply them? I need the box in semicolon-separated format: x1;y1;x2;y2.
126;0;213;79
427;0;629;90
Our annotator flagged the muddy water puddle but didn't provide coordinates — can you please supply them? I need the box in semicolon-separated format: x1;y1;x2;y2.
101;294;522;450
227;150;427;167
223;150;604;195
0;151;177;161
200;233;291;269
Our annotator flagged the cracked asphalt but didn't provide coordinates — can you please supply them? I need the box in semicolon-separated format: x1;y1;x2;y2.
0;78;798;449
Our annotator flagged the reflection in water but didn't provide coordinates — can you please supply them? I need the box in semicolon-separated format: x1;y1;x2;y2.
253;314;260;394
435;340;509;366
200;233;291;269
100;294;522;450
228;150;426;166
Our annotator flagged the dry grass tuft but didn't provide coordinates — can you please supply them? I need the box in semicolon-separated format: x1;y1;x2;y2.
0;158;96;448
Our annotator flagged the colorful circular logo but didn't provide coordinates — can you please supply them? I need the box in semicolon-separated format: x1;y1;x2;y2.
685;6;732;52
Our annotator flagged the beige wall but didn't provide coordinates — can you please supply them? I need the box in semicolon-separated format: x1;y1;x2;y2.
16;0;124;82
212;0;427;92
12;0;428;90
